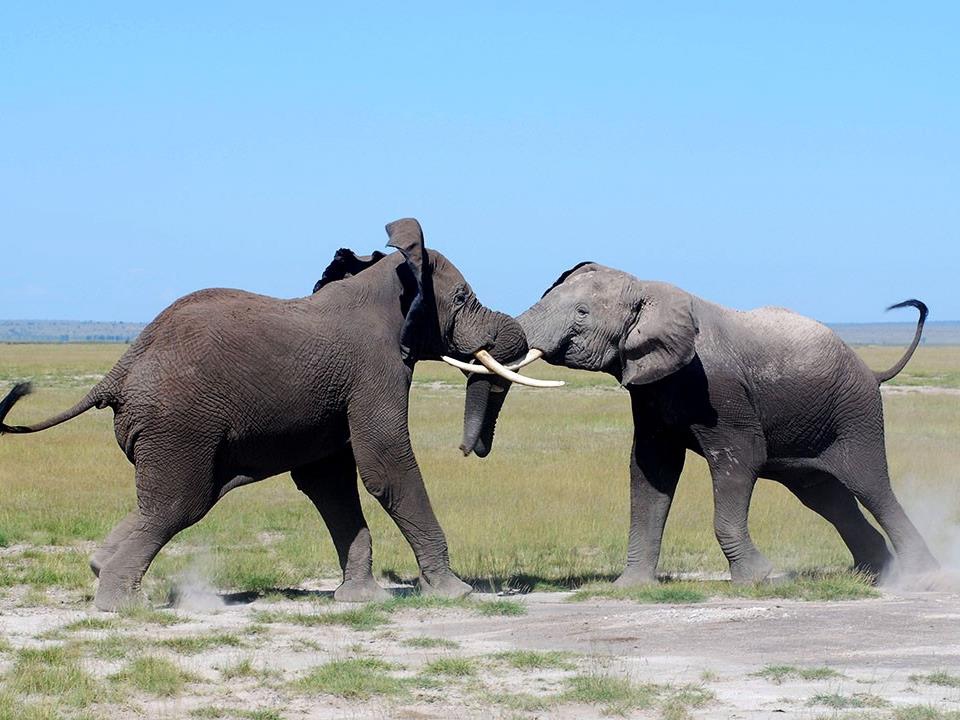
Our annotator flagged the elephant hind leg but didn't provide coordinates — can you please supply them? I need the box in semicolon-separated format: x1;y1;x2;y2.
90;510;141;578
94;452;218;612
827;447;939;577
291;445;390;603
786;471;892;578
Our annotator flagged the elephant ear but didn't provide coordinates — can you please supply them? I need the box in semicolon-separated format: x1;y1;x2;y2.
619;282;698;386
313;248;387;293
541;261;598;298
385;218;435;362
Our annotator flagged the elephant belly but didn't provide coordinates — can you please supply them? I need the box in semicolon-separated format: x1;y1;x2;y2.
221;418;351;480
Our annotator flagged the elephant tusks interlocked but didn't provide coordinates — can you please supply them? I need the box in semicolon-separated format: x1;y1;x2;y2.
454;349;563;388
441;348;544;375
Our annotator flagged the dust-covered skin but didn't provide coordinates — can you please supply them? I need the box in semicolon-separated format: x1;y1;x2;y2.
517;263;938;585
0;219;528;610
0;580;958;719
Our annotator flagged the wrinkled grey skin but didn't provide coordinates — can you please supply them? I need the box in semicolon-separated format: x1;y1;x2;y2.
518;262;938;584
0;219;526;610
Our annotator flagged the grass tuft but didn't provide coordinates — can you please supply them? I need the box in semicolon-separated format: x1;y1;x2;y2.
296;658;406;699
562;673;659;715
910;671;960;688
110;655;197;697
7;645;103;708
420;657;477;677
159;632;244;654
402;636;460;649
493;650;575;670
807;692;888;709
892;707;960;720
754;665;844;684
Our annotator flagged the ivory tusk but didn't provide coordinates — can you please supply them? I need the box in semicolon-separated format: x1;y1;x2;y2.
513;348;544;369
441;355;493;373
440;348;545;375
473;349;564;388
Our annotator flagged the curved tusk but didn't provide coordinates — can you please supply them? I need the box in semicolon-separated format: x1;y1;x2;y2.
513;348;544;369
441;348;545;375
442;355;494;373
473;349;564;388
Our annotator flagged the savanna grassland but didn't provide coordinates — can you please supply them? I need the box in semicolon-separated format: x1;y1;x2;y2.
0;343;959;720
0;343;958;595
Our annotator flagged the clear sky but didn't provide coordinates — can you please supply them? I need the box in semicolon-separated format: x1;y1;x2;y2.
1;3;957;323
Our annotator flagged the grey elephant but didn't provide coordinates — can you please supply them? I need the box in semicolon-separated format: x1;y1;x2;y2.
0;218;551;611
472;262;938;584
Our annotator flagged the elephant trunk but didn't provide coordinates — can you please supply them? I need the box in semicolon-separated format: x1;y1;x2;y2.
458;312;523;457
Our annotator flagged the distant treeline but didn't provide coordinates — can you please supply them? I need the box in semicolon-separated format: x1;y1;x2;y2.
1;319;959;346
0;321;146;344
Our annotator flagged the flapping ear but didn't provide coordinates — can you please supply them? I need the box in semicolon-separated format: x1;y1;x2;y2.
386;218;434;361
619;282;698;386
313;249;388;293
541;262;598;299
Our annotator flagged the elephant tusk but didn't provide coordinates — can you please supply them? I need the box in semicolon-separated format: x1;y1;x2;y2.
472;349;564;388
513;348;544;369
441;355;492;373
440;348;545;375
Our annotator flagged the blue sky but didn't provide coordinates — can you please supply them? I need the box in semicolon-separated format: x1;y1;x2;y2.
1;3;957;322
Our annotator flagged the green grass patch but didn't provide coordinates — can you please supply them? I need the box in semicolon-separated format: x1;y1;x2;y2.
7;645;103;708
475;599;526;616
572;571;877;604
110;655;197;697
159;632;244;654
61;617;118;633
402;636;459;649
893;707;960;720
754;665;844;684
807;692;888;709
117;604;184;625
0;692;62;720
562;673;660;715
295;658;406;699
253;606;389;631
420;657;477;677
0;550;92;590
910;671;960;688
81;633;137;660
493;650;575;670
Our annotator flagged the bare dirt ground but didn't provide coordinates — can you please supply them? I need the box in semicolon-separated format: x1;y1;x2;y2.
2;580;959;719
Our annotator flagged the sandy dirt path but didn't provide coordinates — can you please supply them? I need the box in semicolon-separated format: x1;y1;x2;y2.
2;584;959;719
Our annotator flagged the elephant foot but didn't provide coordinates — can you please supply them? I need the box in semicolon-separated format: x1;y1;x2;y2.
728;554;774;584
613;566;657;587
334;577;392;603
418;571;473;599
94;583;147;613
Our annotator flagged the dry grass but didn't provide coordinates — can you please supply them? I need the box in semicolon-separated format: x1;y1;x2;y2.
0;344;958;596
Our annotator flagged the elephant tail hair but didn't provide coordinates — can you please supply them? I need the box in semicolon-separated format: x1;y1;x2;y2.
0;382;101;435
874;299;928;384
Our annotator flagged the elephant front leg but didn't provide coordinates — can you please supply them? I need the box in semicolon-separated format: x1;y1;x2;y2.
291;446;391;603
615;432;685;587
348;404;472;599
709;455;773;583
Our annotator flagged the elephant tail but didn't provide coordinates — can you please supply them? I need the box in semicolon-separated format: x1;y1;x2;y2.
874;299;928;384
0;382;104;435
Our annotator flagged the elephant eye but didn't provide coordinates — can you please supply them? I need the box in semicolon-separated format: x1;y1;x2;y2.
575;304;589;318
453;288;468;307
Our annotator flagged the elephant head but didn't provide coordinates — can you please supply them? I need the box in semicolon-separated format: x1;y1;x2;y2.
516;262;699;386
315;218;551;457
